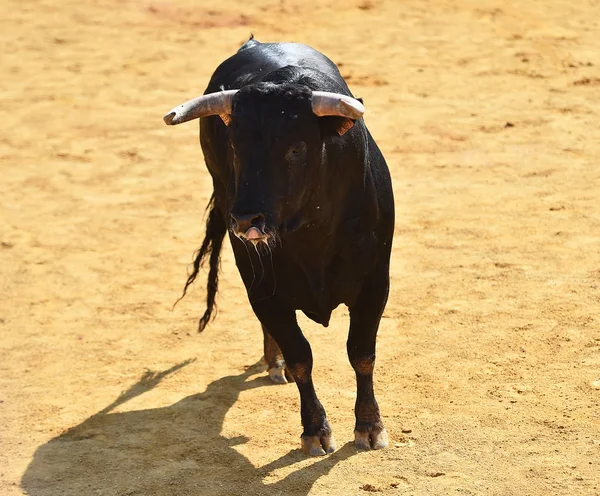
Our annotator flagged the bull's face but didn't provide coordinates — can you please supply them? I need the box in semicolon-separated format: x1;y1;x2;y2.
227;84;320;244
163;82;365;246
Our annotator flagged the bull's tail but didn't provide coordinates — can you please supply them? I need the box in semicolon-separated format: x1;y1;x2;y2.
177;193;227;332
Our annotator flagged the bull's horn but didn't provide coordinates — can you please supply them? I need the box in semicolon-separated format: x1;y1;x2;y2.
163;90;238;125
311;91;365;120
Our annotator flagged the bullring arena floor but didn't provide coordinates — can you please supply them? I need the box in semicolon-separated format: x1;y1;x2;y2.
1;0;599;494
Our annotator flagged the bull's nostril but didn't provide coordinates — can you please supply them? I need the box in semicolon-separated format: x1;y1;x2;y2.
231;212;266;234
251;215;265;228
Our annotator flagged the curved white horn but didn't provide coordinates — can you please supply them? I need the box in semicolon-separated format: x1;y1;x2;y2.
163;90;238;125
311;91;365;120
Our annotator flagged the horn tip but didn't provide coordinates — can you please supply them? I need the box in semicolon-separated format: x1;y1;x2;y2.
163;111;177;125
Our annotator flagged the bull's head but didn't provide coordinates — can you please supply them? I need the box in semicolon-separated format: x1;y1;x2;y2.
164;84;364;245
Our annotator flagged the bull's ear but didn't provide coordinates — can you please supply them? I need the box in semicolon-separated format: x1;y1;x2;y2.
319;116;355;137
220;114;232;126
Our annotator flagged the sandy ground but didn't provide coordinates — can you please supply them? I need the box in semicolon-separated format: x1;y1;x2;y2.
1;0;600;494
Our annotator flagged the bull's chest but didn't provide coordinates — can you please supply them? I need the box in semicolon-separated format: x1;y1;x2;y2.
233;243;364;327
297;255;366;326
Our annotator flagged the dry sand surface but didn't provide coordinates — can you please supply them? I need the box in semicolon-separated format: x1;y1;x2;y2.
2;0;600;494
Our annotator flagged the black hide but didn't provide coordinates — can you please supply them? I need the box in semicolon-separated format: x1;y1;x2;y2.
180;38;394;455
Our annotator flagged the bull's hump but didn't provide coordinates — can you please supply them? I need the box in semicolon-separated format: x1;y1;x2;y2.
207;42;342;92
243;41;335;67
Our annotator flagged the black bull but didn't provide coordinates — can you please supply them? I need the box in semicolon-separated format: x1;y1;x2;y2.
163;38;394;456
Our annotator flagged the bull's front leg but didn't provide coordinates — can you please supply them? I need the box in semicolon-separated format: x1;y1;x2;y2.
253;300;335;456
347;266;390;450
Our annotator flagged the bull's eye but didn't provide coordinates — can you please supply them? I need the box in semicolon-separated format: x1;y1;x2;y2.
288;142;306;160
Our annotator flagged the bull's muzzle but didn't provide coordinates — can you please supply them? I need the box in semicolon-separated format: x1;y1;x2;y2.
231;212;269;242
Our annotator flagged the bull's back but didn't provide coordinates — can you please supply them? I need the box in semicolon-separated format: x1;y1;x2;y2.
205;40;345;93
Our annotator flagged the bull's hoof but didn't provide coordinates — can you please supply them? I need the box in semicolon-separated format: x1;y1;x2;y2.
267;365;295;384
301;433;336;456
354;426;388;450
268;366;287;384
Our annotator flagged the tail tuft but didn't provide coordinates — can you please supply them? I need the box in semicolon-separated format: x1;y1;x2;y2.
175;194;227;332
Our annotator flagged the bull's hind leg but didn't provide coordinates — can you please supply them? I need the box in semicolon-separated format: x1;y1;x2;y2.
347;266;390;450
262;324;294;384
253;301;335;456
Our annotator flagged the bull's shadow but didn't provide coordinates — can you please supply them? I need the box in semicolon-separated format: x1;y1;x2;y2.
21;360;357;496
